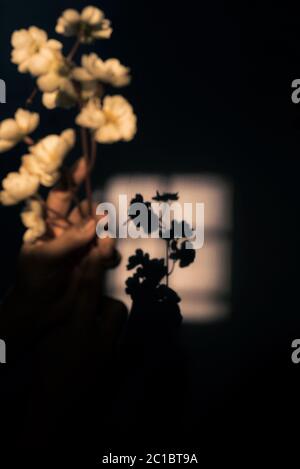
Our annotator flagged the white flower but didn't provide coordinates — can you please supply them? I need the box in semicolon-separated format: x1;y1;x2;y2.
21;199;46;243
56;6;112;43
97;96;137;143
76;98;105;129
73;53;131;88
55;9;81;37
21;156;61;188
0;170;39;205
27;43;64;77
76;96;137;143
0;109;39;153
40;77;78;110
17;37;77;109
28;47;78;109
0;120;20;152
11;26;62;73
21;129;76;186
11;27;47;72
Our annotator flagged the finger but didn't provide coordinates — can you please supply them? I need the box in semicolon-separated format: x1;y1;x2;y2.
78;237;115;284
46;218;70;239
70;200;120;268
39;218;96;261
69;200;99;225
46;158;87;219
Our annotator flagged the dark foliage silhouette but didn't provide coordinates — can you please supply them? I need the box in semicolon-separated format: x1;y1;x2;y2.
152;191;179;202
126;191;196;322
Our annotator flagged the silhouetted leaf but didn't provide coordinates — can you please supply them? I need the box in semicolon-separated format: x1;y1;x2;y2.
141;258;167;284
125;273;141;295
170;240;196;267
152;191;179;202
130;193;147;205
127;249;149;270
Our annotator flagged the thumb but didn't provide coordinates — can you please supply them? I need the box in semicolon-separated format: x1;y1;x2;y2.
42;219;96;259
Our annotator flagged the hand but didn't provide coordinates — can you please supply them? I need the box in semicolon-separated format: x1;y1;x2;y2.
19;158;117;308
1;157;127;355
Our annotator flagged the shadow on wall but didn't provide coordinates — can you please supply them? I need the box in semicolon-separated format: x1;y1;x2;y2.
94;173;233;323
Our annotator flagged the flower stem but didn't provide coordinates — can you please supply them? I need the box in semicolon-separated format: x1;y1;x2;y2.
166;240;169;287
23;136;34;145
72;192;85;219
67;37;81;62
90;134;97;172
80;127;93;216
63;167;85;219
168;260;176;276
25;88;38;106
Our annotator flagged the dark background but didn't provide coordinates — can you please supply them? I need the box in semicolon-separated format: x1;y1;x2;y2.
0;0;298;453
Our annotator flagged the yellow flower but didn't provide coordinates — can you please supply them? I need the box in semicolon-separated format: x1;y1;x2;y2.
0;109;39;153
21;199;46;243
73;53;130;88
56;6;112;43
0;170;39;205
